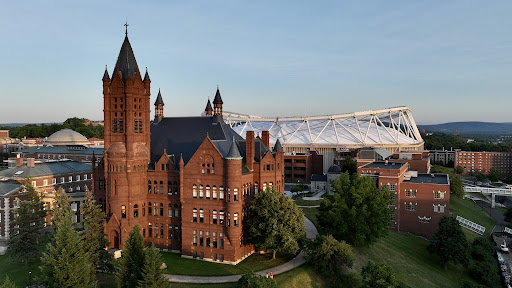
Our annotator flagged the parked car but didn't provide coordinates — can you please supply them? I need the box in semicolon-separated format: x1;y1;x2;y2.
502;241;509;253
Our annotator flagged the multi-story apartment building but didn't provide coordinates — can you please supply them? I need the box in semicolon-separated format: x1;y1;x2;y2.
454;150;512;175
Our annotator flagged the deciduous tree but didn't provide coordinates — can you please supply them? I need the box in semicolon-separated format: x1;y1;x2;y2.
361;261;398;288
318;172;392;246
450;173;465;199
237;272;277;288
304;234;353;277
427;216;470;270
341;156;357;176
116;225;145;288
249;188;306;259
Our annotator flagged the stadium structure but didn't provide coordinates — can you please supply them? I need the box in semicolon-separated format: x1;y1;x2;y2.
225;106;424;171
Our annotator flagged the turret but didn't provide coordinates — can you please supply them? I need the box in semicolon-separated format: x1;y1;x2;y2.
213;86;223;117
204;98;213;116
154;89;164;122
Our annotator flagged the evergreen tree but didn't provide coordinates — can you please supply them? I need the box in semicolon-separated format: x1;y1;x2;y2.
8;179;46;265
51;188;72;226
39;196;96;288
248;188;306;259
81;188;113;272
427;216;470;270
318;172;392;247
137;244;171;288
116;225;145;288
0;275;16;288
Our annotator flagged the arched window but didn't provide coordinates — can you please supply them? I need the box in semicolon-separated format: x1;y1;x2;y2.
220;186;225;200
148;181;151;194
142;203;146;216
168;181;172;194
254;182;258;194
168;204;172;217
133;204;138;218
153;202;158;216
159;181;164;194
160;203;164;216
193;185;197;198
263;182;267;191
148;202;152;216
228;212;231;227
199;185;204;198
173;181;178;195
193;208;198;222
234;213;239;227
219;210;225;225
153;181;158;194
213;186;217;199
174;204;179;217
199;209;204;223
213;210;218;224
233;188;238;201
121;205;126;219
206;185;211;199
201;155;215;174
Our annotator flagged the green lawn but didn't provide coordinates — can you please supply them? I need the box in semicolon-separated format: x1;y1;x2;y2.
0;254;42;287
300;207;322;234
450;197;496;233
293;199;322;206
161;250;295;276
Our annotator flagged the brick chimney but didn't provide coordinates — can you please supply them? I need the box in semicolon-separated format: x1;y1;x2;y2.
261;131;270;149
27;158;35;168
246;131;255;171
16;154;23;167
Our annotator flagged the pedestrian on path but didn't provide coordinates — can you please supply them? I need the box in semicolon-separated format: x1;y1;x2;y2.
270;272;273;279
266;272;269;278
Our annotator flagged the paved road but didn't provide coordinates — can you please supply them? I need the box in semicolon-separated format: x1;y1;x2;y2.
164;217;318;283
471;195;507;233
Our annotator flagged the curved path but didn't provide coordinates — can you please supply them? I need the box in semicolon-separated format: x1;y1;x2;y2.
164;217;318;284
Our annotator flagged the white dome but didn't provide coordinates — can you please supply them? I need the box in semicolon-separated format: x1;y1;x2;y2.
46;129;90;146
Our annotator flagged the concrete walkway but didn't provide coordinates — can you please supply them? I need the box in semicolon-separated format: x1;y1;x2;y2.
164;217;318;283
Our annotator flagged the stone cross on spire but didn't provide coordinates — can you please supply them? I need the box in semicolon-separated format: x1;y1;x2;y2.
124;21;129;36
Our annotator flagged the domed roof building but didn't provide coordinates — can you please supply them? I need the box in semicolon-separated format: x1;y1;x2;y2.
45;129;90;147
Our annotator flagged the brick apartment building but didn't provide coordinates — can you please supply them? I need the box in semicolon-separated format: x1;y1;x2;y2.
358;161;449;239
93;31;284;264
283;150;323;182
454;150;512;176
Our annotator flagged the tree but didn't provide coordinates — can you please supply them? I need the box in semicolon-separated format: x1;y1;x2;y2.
81;188;113;272
449;173;464;199
116;225;145;288
318;172;392;247
8;180;46;265
290;184;306;196
455;165;464;174
476;173;487;182
341;156;357;176
471;237;495;261
427;216;470;270
137;244;171;288
39;193;96;288
248;188;306;259
488;168;499;182
0;275;16;288
304;234;354;277
361;261;398;288
237;272;277;288
469;259;499;287
51;188;72;226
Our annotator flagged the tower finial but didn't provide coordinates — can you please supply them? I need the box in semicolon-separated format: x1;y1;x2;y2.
124;21;129;36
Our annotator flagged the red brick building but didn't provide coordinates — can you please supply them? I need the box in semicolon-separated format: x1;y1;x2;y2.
284;150;323;183
358;161;449;239
454;150;512;176
93;32;284;264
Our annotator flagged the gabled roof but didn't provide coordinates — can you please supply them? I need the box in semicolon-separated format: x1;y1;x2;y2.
112;35;140;81
205;99;213;112
0;161;92;179
213;87;223;104
0;182;22;197
150;117;244;165
154;90;164;105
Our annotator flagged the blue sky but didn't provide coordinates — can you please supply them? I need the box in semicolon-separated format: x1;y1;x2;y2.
0;1;510;124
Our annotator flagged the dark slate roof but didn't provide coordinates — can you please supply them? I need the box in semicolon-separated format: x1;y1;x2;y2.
205;99;213;112
311;174;327;182
226;138;243;159
404;173;450;185
112;35;140;81
154;90;164;105
102;66;110;80
0;182;22;197
360;161;405;170
21;147;104;155
150;117;245;165
237;138;271;164
144;68;151;82
0;161;92;179
327;165;341;173
213;88;223;104
273;139;283;152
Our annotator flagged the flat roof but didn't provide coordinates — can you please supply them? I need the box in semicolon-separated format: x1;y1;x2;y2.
360;162;405;170
405;173;449;185
20;146;104;155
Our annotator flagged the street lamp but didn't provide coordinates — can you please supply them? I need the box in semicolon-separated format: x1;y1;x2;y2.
28;271;32;287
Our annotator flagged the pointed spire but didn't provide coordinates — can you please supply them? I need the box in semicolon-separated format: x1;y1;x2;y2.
144;67;150;82
154;89;164;105
213;86;223;104
273;139;283;152
179;154;184;165
205;98;213;114
226;137;242;160
112;27;140;81
102;65;110;80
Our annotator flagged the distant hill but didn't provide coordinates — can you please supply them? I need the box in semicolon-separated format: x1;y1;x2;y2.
0;122;62;127
418;122;512;135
